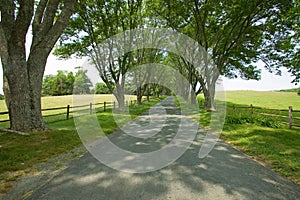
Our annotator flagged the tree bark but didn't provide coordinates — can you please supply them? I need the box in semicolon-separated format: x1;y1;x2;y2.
113;84;125;109
0;0;76;131
4;58;32;131
136;87;143;105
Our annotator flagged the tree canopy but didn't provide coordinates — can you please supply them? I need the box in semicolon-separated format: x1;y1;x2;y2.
54;0;299;110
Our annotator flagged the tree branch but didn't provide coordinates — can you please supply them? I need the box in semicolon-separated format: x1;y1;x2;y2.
13;0;34;43
32;0;48;36
0;0;15;39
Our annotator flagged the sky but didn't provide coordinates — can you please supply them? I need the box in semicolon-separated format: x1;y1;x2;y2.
0;52;297;95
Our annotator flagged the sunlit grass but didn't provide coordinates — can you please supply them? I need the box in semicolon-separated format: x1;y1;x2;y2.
224;90;300;109
221;124;300;184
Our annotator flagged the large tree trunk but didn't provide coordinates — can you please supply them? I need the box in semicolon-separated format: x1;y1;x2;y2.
113;84;125;109
3;55;46;131
190;90;197;105
4;59;31;131
27;48;50;130
198;73;217;111
0;0;76;131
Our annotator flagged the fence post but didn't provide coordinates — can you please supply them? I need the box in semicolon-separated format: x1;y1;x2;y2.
250;104;253;114
104;102;106;111
233;105;236;112
90;102;92;115
113;101;116;109
66;105;70;119
289;106;293;129
126;101;128;106
130;100;132;106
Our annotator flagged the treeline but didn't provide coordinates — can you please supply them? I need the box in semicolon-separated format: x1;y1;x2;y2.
41;68;171;99
42;68;111;96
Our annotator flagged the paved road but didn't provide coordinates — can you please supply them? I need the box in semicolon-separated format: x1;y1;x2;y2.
10;97;300;199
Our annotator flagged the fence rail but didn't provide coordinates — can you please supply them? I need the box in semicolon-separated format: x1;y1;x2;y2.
0;99;138;124
231;104;300;129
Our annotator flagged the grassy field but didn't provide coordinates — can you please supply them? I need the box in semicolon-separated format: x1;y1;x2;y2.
224;90;300;109
0;95;162;195
197;90;300;185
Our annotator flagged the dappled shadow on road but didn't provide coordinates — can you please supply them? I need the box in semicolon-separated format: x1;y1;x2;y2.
26;139;300;200
26;98;300;200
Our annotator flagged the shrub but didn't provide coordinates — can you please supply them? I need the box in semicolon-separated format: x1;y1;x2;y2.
225;112;282;128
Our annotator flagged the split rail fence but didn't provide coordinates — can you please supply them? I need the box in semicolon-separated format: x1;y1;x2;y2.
0;100;138;124
230;104;300;129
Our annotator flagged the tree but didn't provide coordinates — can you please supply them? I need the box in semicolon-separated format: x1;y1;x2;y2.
42;71;75;96
261;0;300;84
148;0;295;110
0;0;76;131
42;74;55;96
73;68;93;94
55;0;143;108
130;48;164;104
95;83;111;94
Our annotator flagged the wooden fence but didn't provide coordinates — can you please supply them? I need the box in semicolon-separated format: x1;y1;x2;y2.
0;100;138;124
231;104;300;129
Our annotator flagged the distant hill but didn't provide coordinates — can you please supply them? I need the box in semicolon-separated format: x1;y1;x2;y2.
278;88;299;92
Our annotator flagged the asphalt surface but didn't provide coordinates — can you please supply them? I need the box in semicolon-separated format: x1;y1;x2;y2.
5;97;300;199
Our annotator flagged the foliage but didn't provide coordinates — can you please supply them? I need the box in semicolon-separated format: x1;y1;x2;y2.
42;71;75;96
95;83;111;94
261;0;300;83
42;68;93;96
54;0;144;107
225;113;282;128
279;88;300;92
147;0;297;109
73;68;93;94
0;94;4;100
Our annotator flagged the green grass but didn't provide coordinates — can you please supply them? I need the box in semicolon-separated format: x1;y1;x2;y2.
195;91;300;185
0;95;163;195
221;124;300;184
224;90;300;109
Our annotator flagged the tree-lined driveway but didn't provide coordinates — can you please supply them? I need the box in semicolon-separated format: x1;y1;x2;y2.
21;97;300;199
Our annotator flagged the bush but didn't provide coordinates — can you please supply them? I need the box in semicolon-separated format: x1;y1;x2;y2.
225;112;282;128
297;89;300;96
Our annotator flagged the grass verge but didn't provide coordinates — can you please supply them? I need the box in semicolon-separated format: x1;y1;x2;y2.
221;124;300;184
195;95;300;185
0;97;164;195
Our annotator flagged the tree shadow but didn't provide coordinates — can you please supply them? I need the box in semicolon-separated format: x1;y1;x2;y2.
25;97;300;200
